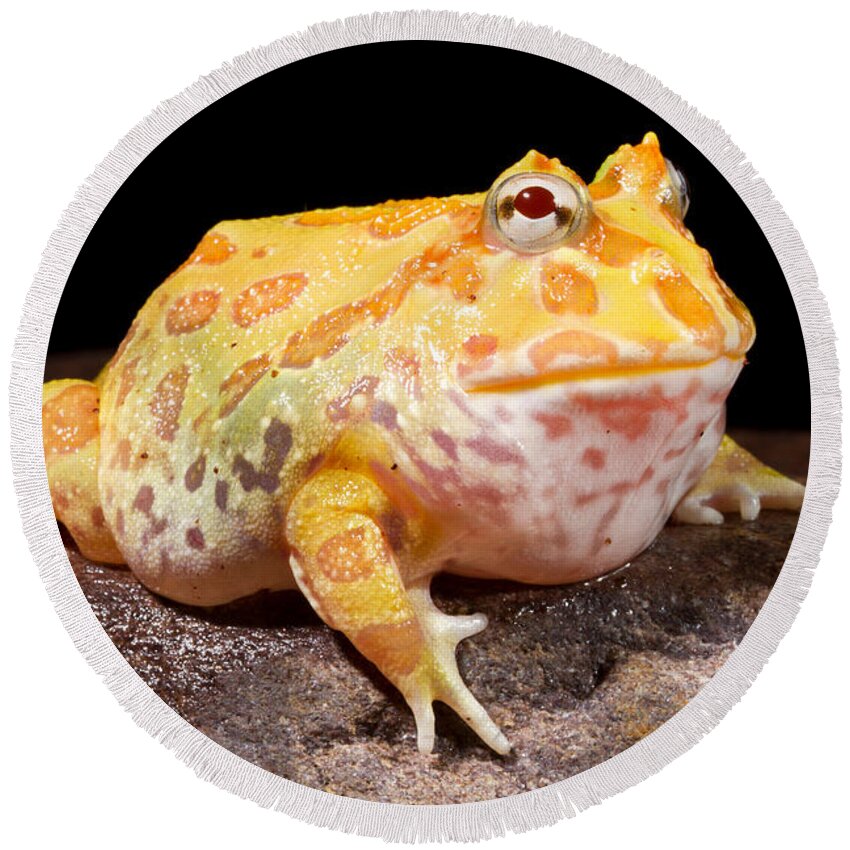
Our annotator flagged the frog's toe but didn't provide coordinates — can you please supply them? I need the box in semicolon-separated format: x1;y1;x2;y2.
672;497;726;525
409;692;436;755
673;435;805;525
727;477;805;520
737;490;762;522
407;665;510;755
434;671;511;755
442;610;489;641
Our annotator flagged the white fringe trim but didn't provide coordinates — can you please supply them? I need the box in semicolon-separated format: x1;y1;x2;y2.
8;9;840;843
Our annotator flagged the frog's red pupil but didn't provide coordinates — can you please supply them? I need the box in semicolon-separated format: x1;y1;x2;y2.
514;186;557;219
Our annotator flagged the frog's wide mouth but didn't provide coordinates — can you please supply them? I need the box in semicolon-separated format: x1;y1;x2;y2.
464;356;737;393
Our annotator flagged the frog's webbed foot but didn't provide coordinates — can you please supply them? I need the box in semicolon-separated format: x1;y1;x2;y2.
673;434;805;525
285;468;510;755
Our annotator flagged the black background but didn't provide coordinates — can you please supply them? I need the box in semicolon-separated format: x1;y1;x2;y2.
48;41;809;429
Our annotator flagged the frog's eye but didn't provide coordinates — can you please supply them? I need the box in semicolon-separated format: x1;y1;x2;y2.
663;158;690;218
484;173;590;253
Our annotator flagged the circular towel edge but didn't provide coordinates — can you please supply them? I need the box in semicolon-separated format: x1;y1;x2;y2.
8;9;841;843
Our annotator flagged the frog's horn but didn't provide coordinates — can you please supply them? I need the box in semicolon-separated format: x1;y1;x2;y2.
591;131;670;197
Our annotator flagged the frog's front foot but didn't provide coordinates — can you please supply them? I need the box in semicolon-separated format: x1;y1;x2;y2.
285;467;510;755
673;434;805;525
405;581;509;755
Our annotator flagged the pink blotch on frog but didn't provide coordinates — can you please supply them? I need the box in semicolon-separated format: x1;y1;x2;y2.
431;429;459;461
186;526;205;550
533;412;573;440
465;433;525;466
133;484;154;515
370;400;399;430
184;455;206;492
582;448;606;470
572;380;700;442
111;438;132;471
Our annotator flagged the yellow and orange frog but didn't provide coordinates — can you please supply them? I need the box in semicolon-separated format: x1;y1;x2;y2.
43;133;804;754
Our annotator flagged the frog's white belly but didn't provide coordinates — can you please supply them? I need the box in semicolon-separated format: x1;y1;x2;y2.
437;358;740;584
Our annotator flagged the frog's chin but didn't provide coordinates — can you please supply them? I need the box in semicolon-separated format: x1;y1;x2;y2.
462;357;738;394
440;355;745;586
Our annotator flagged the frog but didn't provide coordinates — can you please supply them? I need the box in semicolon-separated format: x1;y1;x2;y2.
42;132;805;755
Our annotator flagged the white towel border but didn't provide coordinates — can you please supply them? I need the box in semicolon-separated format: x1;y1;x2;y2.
9;10;840;842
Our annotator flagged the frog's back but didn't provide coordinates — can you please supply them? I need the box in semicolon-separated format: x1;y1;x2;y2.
95;196;482;604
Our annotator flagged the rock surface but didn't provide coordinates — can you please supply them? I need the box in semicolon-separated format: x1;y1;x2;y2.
65;429;807;804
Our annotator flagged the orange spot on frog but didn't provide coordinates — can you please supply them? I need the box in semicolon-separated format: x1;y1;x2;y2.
218;353;271;418
532;412;573;440
185;231;237;265
166;290;221;335
116;357;140;407
582;448;607;470
278;267;412;368
111;438;131;471
326;375;379;422
278;301;363;369
650;257;724;354
529;331;618;373
150;365;190;442
370;198;469;239
316;525;379;582
458;333;499;380
539;262;599;315
420;242;483;301
463;335;498;358
42;383;100;456
578;217;653;267
232;273;308;328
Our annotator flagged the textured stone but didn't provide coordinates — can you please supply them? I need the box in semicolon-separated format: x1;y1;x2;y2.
64;430;807;804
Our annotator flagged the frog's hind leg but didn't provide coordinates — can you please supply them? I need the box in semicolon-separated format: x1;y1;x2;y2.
43;379;124;564
285;468;510;755
673;434;805;525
